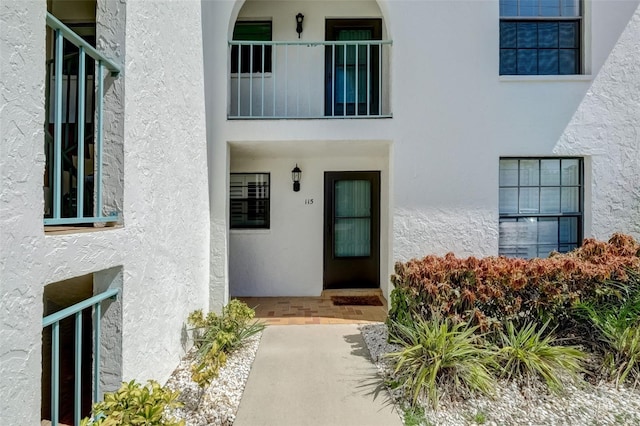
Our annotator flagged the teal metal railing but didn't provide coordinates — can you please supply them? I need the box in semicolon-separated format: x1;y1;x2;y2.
228;40;392;119
42;288;119;426
45;13;121;226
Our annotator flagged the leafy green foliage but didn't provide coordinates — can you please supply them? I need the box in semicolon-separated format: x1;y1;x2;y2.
187;299;265;387
385;316;496;409
388;234;640;332
472;410;488;424
496;321;586;392
80;380;184;426
575;269;640;385
387;287;418;337
600;324;640;385
402;405;429;426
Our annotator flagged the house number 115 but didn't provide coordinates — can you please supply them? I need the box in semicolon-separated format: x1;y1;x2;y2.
305;199;314;205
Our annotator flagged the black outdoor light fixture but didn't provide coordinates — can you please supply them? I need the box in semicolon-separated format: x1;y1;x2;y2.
296;13;304;38
292;164;302;192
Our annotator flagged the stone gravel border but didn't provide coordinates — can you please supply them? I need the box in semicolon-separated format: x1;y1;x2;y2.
164;323;640;426
164;332;263;426
359;322;640;426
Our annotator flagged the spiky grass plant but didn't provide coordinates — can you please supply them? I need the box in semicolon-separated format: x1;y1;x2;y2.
497;321;586;392
187;299;265;387
575;268;640;385
385;316;496;409
600;323;640;386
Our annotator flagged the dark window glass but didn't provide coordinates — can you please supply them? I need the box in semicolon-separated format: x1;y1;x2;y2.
230;173;270;229
499;1;581;75
500;21;580;75
538;49;558;74
231;21;272;73
498;158;583;258
538;23;558;48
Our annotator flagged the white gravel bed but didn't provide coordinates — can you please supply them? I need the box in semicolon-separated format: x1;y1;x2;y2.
164;332;262;426
360;323;640;426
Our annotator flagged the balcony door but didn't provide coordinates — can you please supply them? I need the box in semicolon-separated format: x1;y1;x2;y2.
325;19;382;116
324;171;380;289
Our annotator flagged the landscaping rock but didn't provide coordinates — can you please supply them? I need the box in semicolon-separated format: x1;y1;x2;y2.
360;323;640;426
164;332;262;426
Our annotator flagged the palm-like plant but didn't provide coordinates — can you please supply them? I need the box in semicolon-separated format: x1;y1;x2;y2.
497;321;585;392
187;300;265;387
385;316;496;409
574;268;640;385
599;323;640;385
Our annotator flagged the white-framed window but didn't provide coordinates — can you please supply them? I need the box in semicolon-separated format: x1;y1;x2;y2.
499;0;582;75
499;158;583;258
230;173;270;229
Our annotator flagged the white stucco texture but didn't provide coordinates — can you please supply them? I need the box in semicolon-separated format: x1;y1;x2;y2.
3;0;640;421
119;0;210;385
205;0;640;299
555;3;640;239
1;0;210;423
1;1;47;424
229;141;391;298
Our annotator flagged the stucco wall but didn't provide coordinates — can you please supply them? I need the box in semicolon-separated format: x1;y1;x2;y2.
555;3;640;240
204;0;640;298
1;1;48;423
119;0;209;382
1;0;210;423
229;141;391;298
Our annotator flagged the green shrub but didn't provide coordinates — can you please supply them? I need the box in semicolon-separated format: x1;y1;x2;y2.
388;234;640;332
496;321;586;392
402;405;429;426
385;316;496;409
187;299;265;387
386;287;419;337
575;269;640;384
80;380;184;426
600;324;640;385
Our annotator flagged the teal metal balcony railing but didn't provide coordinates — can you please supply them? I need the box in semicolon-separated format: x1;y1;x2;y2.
228;40;392;119
42;288;119;426
44;13;120;225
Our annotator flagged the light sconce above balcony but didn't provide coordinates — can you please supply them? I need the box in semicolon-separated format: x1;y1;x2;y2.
292;164;302;192
296;13;304;38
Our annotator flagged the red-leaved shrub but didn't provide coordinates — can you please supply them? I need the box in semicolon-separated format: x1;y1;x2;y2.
389;233;640;331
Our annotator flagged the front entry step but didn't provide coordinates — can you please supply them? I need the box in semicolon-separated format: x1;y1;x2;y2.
321;288;383;300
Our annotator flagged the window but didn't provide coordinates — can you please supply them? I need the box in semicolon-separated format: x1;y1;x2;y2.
499;158;583;258
231;21;272;74
230;173;270;229
500;0;581;75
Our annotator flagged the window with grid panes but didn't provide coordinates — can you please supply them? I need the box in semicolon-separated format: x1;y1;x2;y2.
500;0;582;75
230;173;270;229
499;158;583;258
231;21;272;74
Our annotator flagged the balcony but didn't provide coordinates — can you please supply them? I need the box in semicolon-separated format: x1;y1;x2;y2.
44;13;120;226
228;40;392;119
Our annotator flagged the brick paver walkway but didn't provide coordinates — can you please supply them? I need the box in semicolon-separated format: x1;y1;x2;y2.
239;293;388;325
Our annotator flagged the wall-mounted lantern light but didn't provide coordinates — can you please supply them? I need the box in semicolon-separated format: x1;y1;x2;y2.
292;164;302;192
296;13;304;38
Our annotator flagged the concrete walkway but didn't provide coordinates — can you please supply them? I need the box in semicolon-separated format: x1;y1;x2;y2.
234;324;403;426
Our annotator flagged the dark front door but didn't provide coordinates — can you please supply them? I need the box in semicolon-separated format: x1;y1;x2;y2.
325;19;382;116
324;171;380;289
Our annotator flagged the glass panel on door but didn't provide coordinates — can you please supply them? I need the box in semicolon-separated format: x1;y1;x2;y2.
334;180;371;257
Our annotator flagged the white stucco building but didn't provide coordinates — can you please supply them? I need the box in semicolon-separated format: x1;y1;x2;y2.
1;0;639;424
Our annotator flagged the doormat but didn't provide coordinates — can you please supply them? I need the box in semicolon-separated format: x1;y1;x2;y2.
331;295;383;306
